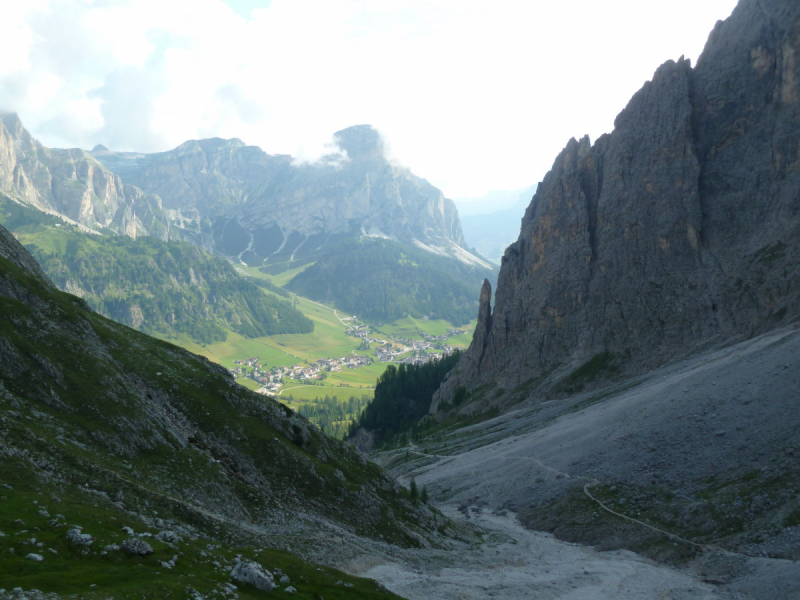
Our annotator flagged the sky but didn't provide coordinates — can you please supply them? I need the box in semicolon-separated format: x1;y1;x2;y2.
1;0;739;200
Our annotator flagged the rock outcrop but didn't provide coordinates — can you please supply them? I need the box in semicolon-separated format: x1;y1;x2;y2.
433;0;800;412
0;112;171;238
91;124;477;266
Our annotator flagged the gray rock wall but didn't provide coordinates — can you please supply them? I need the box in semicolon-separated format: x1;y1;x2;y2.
432;0;800;412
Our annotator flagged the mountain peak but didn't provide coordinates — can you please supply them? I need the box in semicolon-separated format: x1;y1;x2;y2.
333;124;384;162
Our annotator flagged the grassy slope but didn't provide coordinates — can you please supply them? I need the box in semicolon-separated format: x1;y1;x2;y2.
0;198;478;443
0;236;450;597
285;237;494;326
0;196;313;345
0;463;402;599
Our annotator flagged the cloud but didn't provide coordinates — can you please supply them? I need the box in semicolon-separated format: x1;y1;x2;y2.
0;0;739;196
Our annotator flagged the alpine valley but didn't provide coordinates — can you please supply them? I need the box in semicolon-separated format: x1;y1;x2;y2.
2;0;800;599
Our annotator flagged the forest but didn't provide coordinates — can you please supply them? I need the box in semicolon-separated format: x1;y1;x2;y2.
285;237;493;326
292;394;372;439
0;197;313;345
348;351;461;446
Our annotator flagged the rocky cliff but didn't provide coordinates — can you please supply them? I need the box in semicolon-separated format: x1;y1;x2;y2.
92;124;479;267
1;114;482;268
433;0;800;412
0;113;171;239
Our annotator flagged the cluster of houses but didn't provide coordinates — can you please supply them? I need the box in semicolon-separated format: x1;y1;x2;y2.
231;352;376;396
232;320;468;396
399;348;456;366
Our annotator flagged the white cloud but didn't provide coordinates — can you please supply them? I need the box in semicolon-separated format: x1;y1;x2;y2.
0;0;739;197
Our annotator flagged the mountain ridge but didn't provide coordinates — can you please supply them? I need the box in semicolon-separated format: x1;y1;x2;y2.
433;0;800;412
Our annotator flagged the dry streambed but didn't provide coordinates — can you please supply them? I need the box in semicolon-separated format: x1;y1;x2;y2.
357;507;724;600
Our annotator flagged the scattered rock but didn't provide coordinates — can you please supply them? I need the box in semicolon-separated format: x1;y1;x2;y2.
66;528;93;546
279;574;290;584
230;560;275;592
156;530;180;543
161;555;178;569
284;586;296;594
25;553;43;562
121;538;153;556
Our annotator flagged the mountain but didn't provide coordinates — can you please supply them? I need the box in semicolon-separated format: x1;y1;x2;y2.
1;114;494;323
284;237;494;326
0;193;312;344
459;186;536;264
0;113;171;238
0;219;446;596
433;0;799;412
89;124;480;268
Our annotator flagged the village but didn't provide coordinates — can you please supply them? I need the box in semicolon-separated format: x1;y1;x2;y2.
229;323;467;396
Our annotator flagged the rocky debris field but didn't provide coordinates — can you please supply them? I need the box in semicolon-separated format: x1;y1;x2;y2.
378;325;800;599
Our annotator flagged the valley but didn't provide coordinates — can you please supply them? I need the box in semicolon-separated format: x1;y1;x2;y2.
1;0;798;597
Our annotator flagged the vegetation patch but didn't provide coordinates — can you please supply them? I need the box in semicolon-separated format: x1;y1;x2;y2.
348;352;461;448
286;237;495;326
554;352;623;395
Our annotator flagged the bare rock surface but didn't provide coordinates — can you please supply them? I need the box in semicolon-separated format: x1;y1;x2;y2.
433;0;800;411
379;325;800;599
360;507;728;600
121;538;153;556
230;560;275;592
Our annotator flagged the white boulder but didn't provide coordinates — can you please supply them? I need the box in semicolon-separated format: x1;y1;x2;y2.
230;560;275;592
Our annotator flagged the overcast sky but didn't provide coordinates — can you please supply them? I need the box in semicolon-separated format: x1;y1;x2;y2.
1;0;739;199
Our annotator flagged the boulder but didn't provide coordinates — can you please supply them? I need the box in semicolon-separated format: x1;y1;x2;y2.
121;537;153;556
66;528;93;546
230;560;275;592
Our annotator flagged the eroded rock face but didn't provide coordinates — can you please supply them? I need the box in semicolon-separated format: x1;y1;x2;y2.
0;112;171;239
433;0;800;411
91;124;471;264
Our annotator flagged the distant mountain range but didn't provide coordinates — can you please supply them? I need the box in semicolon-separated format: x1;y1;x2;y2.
0;113;488;268
0;114;495;327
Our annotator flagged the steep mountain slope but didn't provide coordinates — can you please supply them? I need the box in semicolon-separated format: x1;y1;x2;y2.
285;237;494;326
0;194;312;344
0;113;171;239
433;0;800;412
386;325;800;598
0;220;448;595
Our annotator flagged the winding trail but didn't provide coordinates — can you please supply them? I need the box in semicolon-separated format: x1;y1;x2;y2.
401;445;718;554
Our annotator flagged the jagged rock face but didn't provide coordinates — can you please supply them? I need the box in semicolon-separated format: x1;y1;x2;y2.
93;124;469;264
432;0;800;411
0;112;170;239
1;115;475;265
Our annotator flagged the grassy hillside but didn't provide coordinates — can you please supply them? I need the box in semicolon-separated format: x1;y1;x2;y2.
285;237;495;326
0;221;449;597
0;194;313;344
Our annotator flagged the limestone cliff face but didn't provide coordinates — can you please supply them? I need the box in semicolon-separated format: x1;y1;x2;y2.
432;0;800;412
0;113;170;239
93;124;474;265
1;115;478;265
